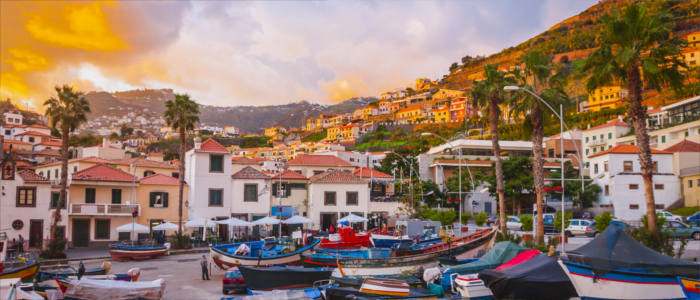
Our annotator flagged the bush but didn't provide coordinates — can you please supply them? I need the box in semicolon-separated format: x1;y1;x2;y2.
474;212;488;226
461;213;472;224
629;214;681;257
496;230;522;244
671;206;700;217
171;232;191;249
40;237;67;259
420;209;457;226
554;211;572;233
594;212;613;232
519;215;534;231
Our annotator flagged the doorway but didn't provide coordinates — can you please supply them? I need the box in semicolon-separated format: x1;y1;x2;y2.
29;220;43;248
484;202;492;216
320;213;337;232
72;219;90;247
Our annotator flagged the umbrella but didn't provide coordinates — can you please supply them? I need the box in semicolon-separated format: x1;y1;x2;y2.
185;218;216;228
152;222;179;231
252;216;280;225
283;215;313;224
339;214;368;223
116;223;150;233
214;217;251;227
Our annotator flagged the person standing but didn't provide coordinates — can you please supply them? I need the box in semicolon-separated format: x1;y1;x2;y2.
78;261;85;280
200;255;210;280
18;235;24;253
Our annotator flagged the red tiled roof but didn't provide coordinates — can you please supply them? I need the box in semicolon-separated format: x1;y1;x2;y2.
1;124;27;128
38;156;113;168
113;158;178;169
588;144;672;158
147;152;164;156
288;154;353;167
15;161;33;169
18;170;47;182
270;169;307;180
352;167;392;178
38;140;62;147
72;164;139;182
232;166;270;179
140;173;180;185
28;124;49;129
586;119;629;131
646;107;662;114
664;140;700;153
231;157;265;164
310;170;366;184
197;139;229;153
15;131;52;137
4;139;31;145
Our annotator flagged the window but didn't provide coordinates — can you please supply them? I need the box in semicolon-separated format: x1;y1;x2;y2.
623;161;633;172
608;132;612;139
244;184;258;202
209;189;223;206
16;187;36;207
149;192;168;207
171;172;179;179
600;134;604;140
594;164;598;174
604;185;609;196
28;137;34;143
73;166;77;173
346;192;358;206
629;204;639;209
209;155;224;172
661;135;666;143
600;147;605;152
143;170;156;177
47;170;50;179
585;137;589;143
585;162;590;168
313;170;324;175
592;136;596;141
85;188;96;203
604;161;608;172
593;148;597;153
95;219;110;240
585;149;589;155
54;169;58;179
629;184;639;190
655;204;665;209
324;191;336;206
111;189;122;204
50;192;65;209
654;184;664;190
690;180;694;188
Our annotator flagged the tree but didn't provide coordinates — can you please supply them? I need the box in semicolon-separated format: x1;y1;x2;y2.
582;3;686;232
449;62;459;72
482;156;534;215
44;85;91;243
164;94;200;233
546;161;601;208
511;49;568;244
120;125;134;137
471;64;516;234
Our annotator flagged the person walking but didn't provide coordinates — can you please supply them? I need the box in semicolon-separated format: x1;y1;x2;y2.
200;255;210;280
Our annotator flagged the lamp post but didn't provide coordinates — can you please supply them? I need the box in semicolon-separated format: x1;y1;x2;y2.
504;85;584;255
421;132;475;233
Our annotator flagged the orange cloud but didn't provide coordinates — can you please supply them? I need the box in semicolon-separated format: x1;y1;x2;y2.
0;73;30;99
4;48;50;72
320;75;369;102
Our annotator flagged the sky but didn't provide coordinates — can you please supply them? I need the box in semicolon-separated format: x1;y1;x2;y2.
0;0;596;110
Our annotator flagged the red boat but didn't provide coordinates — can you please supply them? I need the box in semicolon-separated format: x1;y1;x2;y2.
319;227;371;249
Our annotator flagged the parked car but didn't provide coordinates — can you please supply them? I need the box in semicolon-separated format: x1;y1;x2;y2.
585;221;598;237
565;219;593;237
506;216;523;231
572;211;594;220
486;216;498;226
656;210;683;222
541;213;557;234
222;267;247;294
663;221;700;240
687;219;700;228
686;211;700;222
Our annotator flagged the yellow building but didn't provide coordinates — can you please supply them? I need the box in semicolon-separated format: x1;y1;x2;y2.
327;126;341;141
136;173;188;230
585;86;629;112
330;115;345;126
682;172;700;207
339;124;360;141
683;48;699;68
306;118;317;131
686;31;699;49
431;89;466;101
264;126;286;137
361;106;377;119
396;107;424;123
432;107;450;123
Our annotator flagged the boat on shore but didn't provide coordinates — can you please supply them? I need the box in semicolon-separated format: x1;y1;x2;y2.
319;227;372;249
237;265;333;290
332;228;496;277
0;262;39;280
63;278;165;299
109;243;169;261
370;233;415;248
302;248;392;267
439;241;527;291
211;239;321;268
679;277;700;300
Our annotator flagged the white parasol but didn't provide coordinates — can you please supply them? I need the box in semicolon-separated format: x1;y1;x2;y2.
338;213;368;223
282;215;313;224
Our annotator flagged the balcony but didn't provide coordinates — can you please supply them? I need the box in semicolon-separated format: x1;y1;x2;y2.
69;204;140;217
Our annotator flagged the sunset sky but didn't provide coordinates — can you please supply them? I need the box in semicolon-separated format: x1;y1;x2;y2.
0;0;595;109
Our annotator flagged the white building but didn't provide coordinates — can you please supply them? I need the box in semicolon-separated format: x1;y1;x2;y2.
307;170;370;231
311;151;385;168
230;166;272;221
286;154;356;178
582;117;631;171
3;111;23;125
616;119;700;150
224;126;240;137
184;138;233;222
79;139;127;159
588;144;679;221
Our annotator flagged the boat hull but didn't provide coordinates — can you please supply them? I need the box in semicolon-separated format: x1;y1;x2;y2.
238;265;332;290
211;240;320;268
679;277;700;300
370;234;414;248
0;263;39;280
109;246;168;261
559;260;686;300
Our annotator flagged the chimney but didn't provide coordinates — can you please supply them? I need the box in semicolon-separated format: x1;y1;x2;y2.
102;137;108;148
194;137;202;150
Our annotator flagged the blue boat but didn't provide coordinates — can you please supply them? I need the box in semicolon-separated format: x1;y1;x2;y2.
370;233;415;248
211;239;321;268
303;248;392;267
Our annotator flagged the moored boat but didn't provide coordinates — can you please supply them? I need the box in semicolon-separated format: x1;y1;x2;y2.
0;262;39;280
63;278;165;299
302;248;392;267
319;227;371;249
237;265;332;290
439;241;527;291
109;243;169;261
211;239;321;268
679;277;700;300
370;233;415;248
453;249;539;299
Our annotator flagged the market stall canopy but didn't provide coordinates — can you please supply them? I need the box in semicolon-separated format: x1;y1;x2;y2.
338;214;368;223
252;216;281;225
282;215;313;224
214;217;252;227
185;218;216;228
152;222;179;231
116;223;150;233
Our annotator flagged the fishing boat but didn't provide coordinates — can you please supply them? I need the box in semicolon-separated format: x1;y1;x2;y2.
237;265;333;290
109;243;169;261
319;227;372;249
453;249;539;299
559;225;700;300
370;233;415;248
326;277;438;300
211;239;321;268
332;228;495;277
333;275;426;289
0;262;39;280
439;241;527;291
38;262;110;281
63;278;165;299
302;248;392;267
678;277;700;300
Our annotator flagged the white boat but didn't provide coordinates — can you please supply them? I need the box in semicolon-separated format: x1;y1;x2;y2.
453;273;493;300
64;278;166;300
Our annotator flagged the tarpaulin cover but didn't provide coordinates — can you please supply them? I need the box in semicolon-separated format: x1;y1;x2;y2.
64;278;165;300
478;254;577;300
566;225;700;277
445;241;527;275
495;249;540;270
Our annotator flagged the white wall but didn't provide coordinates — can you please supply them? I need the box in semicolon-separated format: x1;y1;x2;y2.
0;177;66;245
231;178;271;216
185;150;233;220
308;182;369;230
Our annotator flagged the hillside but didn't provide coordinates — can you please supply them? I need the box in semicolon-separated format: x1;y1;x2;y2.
84;89;373;133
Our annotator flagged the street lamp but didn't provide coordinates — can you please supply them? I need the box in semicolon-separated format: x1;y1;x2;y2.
421;132;476;233
504;85;585;255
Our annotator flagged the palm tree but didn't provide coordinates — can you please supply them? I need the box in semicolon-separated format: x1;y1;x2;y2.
582;3;686;232
164;94;200;233
511;49;568;244
44;85;91;241
471;64;514;234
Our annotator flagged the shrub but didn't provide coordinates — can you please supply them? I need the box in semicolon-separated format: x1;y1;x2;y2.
553;211;572;233
40;237;67;259
474;212;488;226
171;232;191;249
594;212;613;232
519;215;534;231
671;206;700;217
420;209;457;226
496;230;522;244
629;214;679;257
461;213;472;224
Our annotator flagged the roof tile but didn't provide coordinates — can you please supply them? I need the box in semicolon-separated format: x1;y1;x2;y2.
309;170;366;184
270;169;307;180
288;154;353;167
72;164;139;182
197;139;229;153
352;167;392;179
664;140;700;153
18;170;47;182
588;144;671;158
140;173;180;185
232;166;270;179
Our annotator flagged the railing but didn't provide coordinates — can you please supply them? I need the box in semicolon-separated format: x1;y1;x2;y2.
69;204;139;216
371;196;398;202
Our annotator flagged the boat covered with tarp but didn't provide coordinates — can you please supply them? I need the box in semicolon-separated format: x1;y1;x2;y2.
63;278;165;299
109;243;169;261
559;225;700;300
479;253;577;300
453;249;540;299
439;241;527;291
211;239;321;268
302;248;392;267
237;265;332;290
